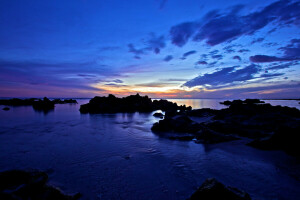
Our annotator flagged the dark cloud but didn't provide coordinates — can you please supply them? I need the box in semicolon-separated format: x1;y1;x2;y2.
163;55;173;62
233;55;242;61
181;50;197;59
212;54;223;60
128;44;146;56
251;38;264;44
183;64;261;88
128;33;166;58
260;73;284;78
223;45;236;53
249;55;297;63
147;33;166;54
238;49;250;53
170;0;300;47
196;61;208;65
170;22;198;47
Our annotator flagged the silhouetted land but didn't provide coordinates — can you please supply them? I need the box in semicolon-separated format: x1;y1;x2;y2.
79;94;192;113
0;97;77;111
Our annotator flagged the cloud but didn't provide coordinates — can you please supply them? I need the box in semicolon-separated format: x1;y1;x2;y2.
128;33;166;58
233;55;242;61
250;55;300;63
212;54;223;60
170;22;198;47
147;33;166;54
250;38;300;63
170;0;300;47
266;62;298;70
160;78;188;82
163;55;173;62
251;38;264;44
260;73;284;78
183;64;261;88
196;61;208;65
181;50;197;59
238;49;250;53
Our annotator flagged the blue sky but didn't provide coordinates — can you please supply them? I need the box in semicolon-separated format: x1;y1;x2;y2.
0;0;299;98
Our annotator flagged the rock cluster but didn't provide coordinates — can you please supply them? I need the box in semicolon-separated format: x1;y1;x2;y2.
0;97;77;111
152;99;300;156
0;170;81;200
79;94;192;114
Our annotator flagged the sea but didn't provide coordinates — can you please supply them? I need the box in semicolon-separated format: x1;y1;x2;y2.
0;99;299;200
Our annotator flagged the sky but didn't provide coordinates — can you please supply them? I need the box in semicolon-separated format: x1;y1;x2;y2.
0;0;300;99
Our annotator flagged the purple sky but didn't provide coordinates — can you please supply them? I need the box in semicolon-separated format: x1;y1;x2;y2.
0;0;300;98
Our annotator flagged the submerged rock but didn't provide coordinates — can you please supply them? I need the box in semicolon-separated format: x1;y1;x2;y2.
0;169;81;200
188;178;251;200
2;107;10;111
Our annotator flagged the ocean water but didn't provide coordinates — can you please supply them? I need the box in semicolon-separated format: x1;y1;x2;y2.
0;99;299;200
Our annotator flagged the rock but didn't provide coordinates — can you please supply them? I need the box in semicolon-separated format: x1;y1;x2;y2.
2;107;10;111
196;128;239;144
32;97;55;111
248;124;300;156
151;115;201;133
220;99;264;106
80;94;191;114
0;169;81;200
188;178;251;200
153;112;164;118
53;99;78;104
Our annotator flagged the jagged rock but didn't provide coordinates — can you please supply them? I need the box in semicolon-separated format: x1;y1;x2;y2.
0;169;81;200
220;99;264;106
188;178;251;200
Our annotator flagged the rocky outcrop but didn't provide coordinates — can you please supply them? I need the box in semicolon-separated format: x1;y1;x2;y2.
0;170;81;200
188;178;251;200
32;97;55;111
220;99;265;106
52;99;78;104
79;94;192;114
151;99;300;155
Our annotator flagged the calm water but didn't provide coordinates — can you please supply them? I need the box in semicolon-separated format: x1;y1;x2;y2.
0;99;299;200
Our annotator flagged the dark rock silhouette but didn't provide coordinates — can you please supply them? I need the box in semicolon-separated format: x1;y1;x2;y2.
220;99;265;106
0;170;81;200
52;99;78;104
2;107;10;111
153;112;164;118
152;99;300;155
0;98;38;106
80;94;192;113
32;97;55;111
188;178;251;200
